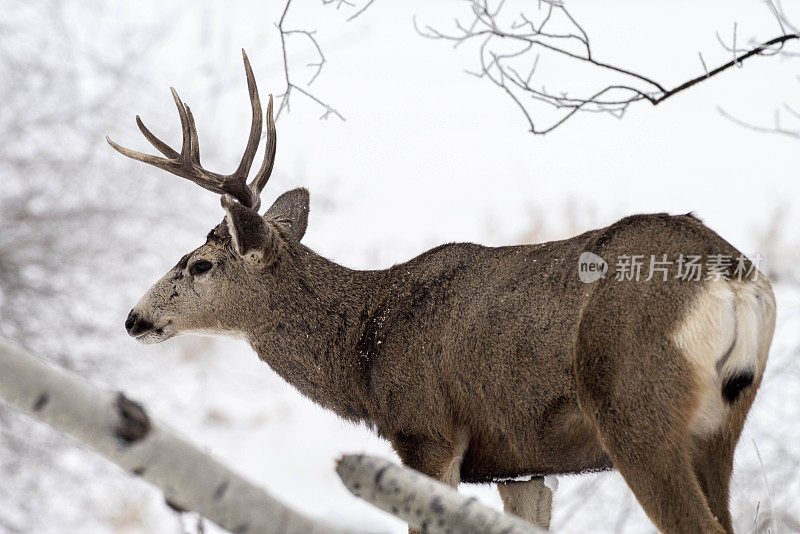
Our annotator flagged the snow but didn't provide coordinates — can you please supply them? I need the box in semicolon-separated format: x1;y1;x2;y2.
2;0;800;533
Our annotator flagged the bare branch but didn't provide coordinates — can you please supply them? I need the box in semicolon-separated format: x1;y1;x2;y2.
418;0;799;134
716;1;800;139
274;0;378;120
718;106;800;139
275;0;345;120
347;0;377;22
699;52;710;77
282;29;326;85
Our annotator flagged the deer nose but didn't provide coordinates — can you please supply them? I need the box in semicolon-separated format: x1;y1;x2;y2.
125;310;153;337
125;311;136;332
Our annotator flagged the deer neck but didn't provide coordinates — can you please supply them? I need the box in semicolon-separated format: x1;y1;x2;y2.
244;244;384;422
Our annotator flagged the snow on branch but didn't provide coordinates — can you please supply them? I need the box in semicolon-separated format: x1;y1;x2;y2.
416;0;800;134
0;338;351;534
336;454;545;534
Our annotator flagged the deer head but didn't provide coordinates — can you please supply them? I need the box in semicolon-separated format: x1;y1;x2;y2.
110;51;309;344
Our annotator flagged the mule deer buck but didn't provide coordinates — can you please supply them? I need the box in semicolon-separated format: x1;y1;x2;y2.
109;51;776;534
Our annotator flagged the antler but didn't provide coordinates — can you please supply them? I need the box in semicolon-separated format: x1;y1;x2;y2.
107;49;276;211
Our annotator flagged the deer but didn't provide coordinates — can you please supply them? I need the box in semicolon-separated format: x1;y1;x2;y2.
109;51;776;534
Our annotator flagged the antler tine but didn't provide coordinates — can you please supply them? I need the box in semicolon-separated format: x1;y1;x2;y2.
132;90;200;164
232;50;263;194
248;94;276;212
106;134;177;170
135;116;179;159
170;88;193;160
184;105;201;166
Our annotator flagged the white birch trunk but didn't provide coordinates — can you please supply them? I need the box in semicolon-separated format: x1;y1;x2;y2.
336;454;546;534
0;338;351;534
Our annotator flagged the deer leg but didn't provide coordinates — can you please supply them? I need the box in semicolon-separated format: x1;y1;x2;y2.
690;431;735;534
575;312;726;533
576;385;726;533
599;426;724;534
576;361;726;533
497;477;553;530
690;385;757;534
390;426;469;534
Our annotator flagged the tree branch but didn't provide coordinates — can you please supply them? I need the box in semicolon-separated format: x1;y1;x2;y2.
717;1;800;139
275;0;378;121
418;0;799;134
657;33;798;103
718;106;800;139
336;454;546;534
0;338;352;534
348;0;377;22
275;0;345;120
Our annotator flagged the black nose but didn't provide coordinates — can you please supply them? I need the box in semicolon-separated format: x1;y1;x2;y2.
125;310;154;336
125;311;136;332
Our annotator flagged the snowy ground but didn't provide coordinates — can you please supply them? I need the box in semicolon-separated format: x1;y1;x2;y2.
2;0;799;532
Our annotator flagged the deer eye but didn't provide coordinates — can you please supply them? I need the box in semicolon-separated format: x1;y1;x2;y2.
189;260;213;276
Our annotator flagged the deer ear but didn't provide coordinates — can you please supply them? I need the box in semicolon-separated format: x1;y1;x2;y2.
221;195;275;262
264;188;310;242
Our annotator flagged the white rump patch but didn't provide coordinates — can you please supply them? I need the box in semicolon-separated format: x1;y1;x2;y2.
672;278;775;436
